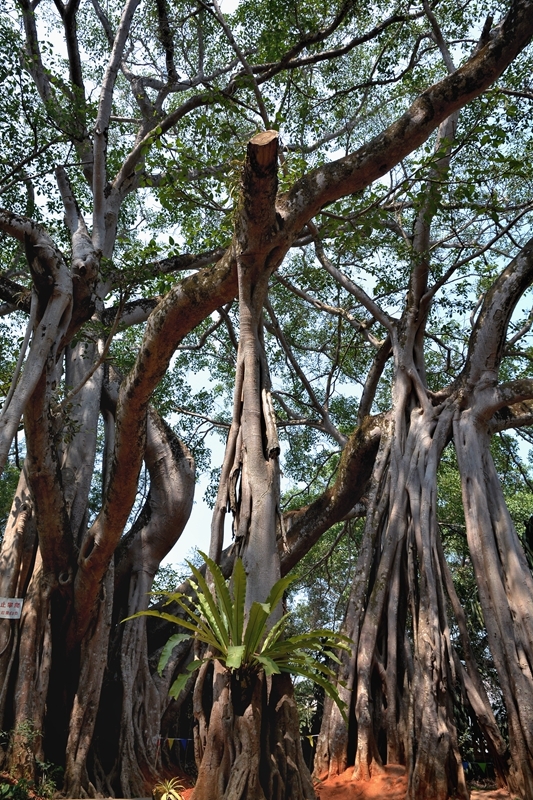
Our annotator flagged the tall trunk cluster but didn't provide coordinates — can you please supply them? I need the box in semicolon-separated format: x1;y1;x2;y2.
1;1;533;794
0;345;195;796
315;343;475;800
315;236;533;799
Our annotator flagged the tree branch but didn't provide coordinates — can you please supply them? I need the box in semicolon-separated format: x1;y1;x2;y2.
279;0;533;236
462;235;533;389
309;222;393;332
265;299;345;446
251;8;424;84
68;248;237;645
0;210;73;474
280;414;383;574
93;0;143;251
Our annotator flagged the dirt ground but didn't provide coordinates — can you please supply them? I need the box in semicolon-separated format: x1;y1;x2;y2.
177;764;512;799
313;765;512;800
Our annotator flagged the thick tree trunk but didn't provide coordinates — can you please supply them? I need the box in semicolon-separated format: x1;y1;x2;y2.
192;661;315;800
0;370;195;796
314;433;392;779
63;408;196;798
9;551;52;780
347;367;468;800
312;106;533;799
0;470;37;730
195;131;315;800
63;565;113;798
455;412;533;797
316;383;511;799
60;340;105;546
106;410;195;797
315;230;533;799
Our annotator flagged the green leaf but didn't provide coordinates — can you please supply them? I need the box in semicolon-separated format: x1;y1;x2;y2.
192;588;227;649
188;560;230;649
264;573;296;614
232;557;246;646
289;665;348;723
125;606;220;650
168;673;190;699
158;633;191;675
254;654;281;676
199;550;235;642
322;649;342;665
226;645;245;669
243;601;271;660
134;555;353;712
122;608;182;626
168;659;204;699
260;611;292;652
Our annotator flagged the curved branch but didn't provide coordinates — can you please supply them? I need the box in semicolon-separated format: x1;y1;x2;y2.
280;413;383;574
484;382;533;427
490;404;533;433
462;235;533;389
17;0;53;104
109;94;210;205
68;249;237;645
0;211;73;474
90;0;115;46
357;336;392;424
279;0;533;235
154;0;178;84
114;407;195;588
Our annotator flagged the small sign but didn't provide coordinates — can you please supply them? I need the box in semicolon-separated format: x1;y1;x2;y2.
0;598;23;619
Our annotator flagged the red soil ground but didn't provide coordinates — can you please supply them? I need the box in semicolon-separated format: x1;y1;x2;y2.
0;767;510;799
178;765;511;800
314;766;512;800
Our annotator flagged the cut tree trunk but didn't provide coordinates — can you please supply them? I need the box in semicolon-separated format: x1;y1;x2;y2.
195;130;316;800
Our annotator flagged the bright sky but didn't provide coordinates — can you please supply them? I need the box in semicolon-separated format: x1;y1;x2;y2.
162;431;229;568
219;0;240;12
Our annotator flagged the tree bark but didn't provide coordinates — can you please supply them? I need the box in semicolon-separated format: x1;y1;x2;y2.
455;413;533;797
193;661;315;800
0;470;36;730
194;131;316;800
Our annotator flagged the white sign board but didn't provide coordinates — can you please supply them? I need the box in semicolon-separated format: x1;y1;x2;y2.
0;598;23;619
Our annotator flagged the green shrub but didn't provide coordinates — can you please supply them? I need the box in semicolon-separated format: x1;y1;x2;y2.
126;552;351;719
